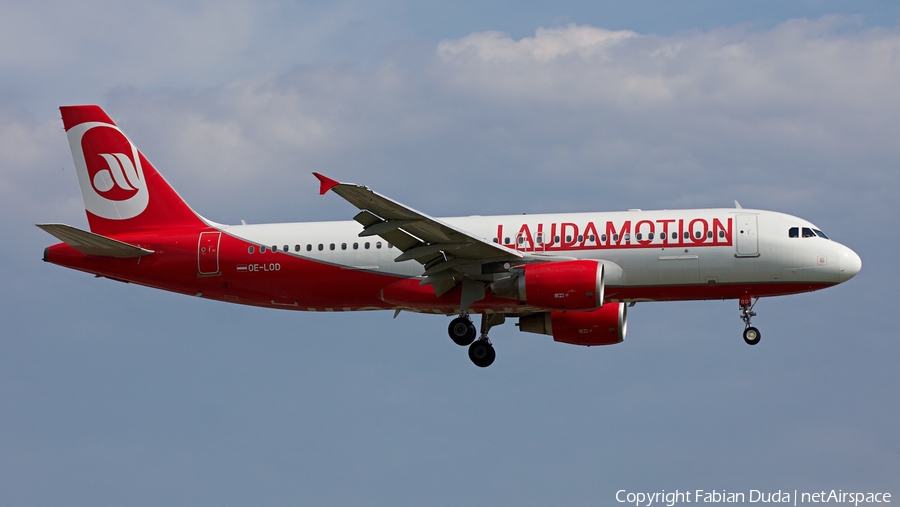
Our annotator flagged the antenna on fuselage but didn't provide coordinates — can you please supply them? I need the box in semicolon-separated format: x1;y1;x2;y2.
734;200;743;209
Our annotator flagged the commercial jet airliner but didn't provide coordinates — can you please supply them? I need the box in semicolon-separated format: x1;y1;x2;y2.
40;105;862;367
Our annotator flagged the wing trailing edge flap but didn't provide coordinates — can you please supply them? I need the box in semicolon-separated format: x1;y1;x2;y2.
37;223;155;258
321;174;525;303
355;210;458;295
328;176;522;260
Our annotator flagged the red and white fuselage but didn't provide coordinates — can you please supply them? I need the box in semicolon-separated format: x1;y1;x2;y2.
41;105;861;365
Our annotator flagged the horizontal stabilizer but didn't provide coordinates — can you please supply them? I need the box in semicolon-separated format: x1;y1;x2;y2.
37;223;154;258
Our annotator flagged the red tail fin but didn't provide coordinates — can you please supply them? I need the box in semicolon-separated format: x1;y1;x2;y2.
60;105;205;236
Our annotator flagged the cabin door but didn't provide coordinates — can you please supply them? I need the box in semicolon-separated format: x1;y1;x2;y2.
198;231;221;275
735;214;759;257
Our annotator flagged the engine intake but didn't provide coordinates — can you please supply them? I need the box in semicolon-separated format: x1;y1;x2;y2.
518;303;627;346
490;260;604;311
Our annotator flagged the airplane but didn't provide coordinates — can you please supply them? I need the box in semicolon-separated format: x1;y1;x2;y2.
39;105;862;367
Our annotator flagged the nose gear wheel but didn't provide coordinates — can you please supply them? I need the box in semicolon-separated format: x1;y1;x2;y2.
739;297;761;345
743;326;761;345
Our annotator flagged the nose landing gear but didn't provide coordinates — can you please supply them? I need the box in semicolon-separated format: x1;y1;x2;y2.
740;296;761;345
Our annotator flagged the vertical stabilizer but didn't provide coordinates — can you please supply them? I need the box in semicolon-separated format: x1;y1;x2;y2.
60;105;205;236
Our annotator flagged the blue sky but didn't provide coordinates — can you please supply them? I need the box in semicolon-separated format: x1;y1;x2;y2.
1;1;898;506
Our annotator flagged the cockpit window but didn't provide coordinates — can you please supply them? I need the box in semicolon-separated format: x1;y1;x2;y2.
814;229;829;239
789;227;799;238
802;227;816;238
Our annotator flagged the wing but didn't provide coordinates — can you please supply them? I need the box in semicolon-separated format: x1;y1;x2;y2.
314;173;523;300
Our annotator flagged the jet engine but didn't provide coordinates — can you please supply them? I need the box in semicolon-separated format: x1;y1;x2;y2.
518;303;627;346
490;259;604;311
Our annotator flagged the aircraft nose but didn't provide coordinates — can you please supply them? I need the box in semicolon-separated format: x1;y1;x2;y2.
839;247;862;283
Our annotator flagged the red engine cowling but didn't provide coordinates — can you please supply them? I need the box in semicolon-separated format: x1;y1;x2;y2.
490;260;604;311
518;303;627;346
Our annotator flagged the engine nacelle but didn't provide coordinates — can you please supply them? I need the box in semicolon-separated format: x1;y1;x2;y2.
490;260;604;311
518;303;627;346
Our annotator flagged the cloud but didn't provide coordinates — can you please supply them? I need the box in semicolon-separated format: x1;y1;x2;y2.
6;17;899;227
4;15;899;504
437;25;638;62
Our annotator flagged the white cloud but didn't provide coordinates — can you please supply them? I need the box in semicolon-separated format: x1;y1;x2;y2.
5;17;899;226
437;25;638;62
3;12;899;501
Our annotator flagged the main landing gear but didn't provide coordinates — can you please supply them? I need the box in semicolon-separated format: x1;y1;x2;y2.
448;314;505;367
739;296;761;346
448;316;477;346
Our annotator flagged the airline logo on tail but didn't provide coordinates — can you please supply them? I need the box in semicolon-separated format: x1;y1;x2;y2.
67;121;149;220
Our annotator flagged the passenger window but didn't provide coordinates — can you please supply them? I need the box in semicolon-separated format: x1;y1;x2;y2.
353;242;359;250
306;244;312;251
283;245;288;252
707;231;712;239
272;245;277;252
365;242;371;249
719;230;725;238
294;244;300;252
802;227;815;238
648;232;654;240
601;234;607;242
341;243;347;250
492;238;498;243
624;234;630;241
248;246;255;254
329;243;335;250
536;235;543;244
376;242;382;249
636;233;642;240
789;227;799;238
683;232;689;239
517;237;524;245
613;234;619;241
504;237;510;244
578;235;584;242
814;229;829;239
554;236;560;243
318;244;323;251
589;235;595;242
694;231;701;239
388;243;393;249
672;232;677;240
566;235;572;242
261;246;267;253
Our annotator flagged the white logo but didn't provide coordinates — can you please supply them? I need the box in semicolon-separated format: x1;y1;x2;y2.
67;121;149;220
93;153;141;193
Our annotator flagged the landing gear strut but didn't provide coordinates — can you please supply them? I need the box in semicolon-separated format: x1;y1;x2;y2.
739;296;761;345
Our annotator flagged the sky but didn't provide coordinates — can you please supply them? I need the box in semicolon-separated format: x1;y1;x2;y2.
1;1;899;506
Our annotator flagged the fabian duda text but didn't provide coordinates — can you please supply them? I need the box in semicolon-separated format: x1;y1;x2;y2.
615;489;891;506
